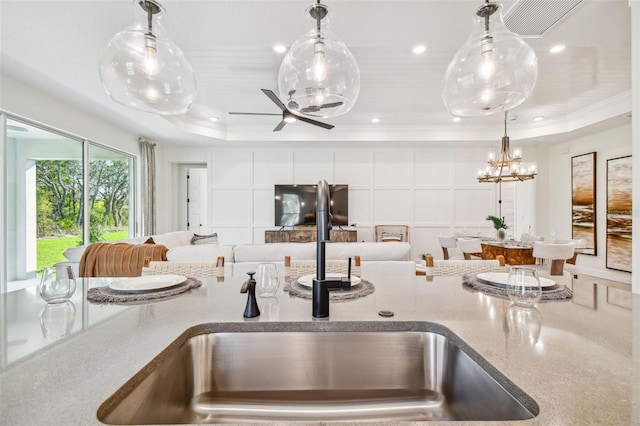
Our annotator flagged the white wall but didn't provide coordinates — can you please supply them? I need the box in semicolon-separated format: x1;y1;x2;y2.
544;123;632;284
205;146;519;261
0;74;139;156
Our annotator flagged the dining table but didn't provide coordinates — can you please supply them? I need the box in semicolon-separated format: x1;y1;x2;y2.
481;241;536;265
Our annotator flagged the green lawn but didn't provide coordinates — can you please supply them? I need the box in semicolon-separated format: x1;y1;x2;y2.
37;230;129;273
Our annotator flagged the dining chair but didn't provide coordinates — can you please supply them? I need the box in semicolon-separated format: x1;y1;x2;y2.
374;225;409;242
553;238;587;265
529;242;576;276
457;238;483;260
437;235;464;260
430;257;506;276
284;256;361;279
142;261;224;279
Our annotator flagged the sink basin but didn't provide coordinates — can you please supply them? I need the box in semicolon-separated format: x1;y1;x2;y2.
98;321;538;423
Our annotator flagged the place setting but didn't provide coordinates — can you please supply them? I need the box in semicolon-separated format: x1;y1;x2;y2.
462;268;573;303
284;272;375;301
87;274;202;304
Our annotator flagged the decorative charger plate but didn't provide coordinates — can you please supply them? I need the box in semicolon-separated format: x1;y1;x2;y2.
476;272;556;288
109;275;187;293
297;273;361;289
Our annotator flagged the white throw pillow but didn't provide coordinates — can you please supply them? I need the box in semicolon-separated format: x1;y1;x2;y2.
167;243;223;262
191;233;218;245
63;245;88;262
152;231;194;248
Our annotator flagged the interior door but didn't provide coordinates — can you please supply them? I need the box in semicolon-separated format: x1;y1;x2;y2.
187;168;208;233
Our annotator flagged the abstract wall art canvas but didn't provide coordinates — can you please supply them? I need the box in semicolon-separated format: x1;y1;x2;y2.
571;152;597;255
606;155;632;272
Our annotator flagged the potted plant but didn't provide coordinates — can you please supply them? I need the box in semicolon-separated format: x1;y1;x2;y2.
486;215;508;241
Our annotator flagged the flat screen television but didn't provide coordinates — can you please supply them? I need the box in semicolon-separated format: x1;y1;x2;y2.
274;184;348;227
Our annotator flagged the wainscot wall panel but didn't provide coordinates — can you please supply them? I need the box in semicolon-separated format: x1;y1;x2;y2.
293;151;334;183
253;188;273;226
414;189;452;225
374;151;413;186
212;151;252;186
211;189;252;226
454;188;494;224
253;150;291;186
414;150;454;186
373;189;413;223
335;151;374;186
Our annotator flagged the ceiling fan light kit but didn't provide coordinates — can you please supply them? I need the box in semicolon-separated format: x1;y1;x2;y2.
442;0;538;117
98;0;196;115
277;1;360;119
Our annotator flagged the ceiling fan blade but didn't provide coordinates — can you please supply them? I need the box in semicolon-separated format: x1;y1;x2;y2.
261;89;288;112
228;112;281;116
273;120;287;132
320;101;343;109
299;101;344;113
297;116;334;130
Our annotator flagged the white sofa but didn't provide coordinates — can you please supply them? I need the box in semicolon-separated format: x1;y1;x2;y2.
230;241;413;278
56;230;415;279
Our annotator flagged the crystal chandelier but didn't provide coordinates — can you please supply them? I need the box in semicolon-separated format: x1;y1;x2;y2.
477;112;537;183
278;1;360;119
99;0;196;115
442;0;538;117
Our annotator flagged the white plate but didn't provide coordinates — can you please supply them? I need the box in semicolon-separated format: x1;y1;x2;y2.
297;273;361;288
109;275;187;293
476;272;556;288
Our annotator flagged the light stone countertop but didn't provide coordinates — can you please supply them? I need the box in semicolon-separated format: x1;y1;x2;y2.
0;273;638;425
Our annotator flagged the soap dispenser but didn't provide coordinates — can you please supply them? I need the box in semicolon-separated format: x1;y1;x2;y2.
240;272;260;318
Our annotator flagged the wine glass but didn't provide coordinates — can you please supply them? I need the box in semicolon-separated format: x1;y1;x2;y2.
505;267;542;307
255;263;280;298
38;267;76;304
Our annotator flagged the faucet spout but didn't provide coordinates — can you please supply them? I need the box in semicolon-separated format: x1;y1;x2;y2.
313;179;331;318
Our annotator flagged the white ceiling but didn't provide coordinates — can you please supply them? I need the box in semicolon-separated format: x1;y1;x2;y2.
0;0;632;146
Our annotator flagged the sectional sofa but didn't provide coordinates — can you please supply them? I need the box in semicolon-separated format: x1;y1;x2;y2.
56;230;415;279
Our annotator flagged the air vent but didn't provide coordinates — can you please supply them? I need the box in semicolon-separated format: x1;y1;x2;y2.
504;0;583;37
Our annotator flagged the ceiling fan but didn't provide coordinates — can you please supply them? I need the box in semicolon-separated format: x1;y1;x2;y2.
228;89;335;131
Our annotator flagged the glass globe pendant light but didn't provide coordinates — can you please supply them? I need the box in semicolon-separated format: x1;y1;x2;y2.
278;1;360;119
442;1;537;117
99;0;196;115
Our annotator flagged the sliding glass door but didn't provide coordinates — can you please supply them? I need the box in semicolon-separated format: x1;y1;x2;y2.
2;115;135;292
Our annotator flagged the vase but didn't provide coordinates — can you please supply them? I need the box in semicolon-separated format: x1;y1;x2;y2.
497;228;507;241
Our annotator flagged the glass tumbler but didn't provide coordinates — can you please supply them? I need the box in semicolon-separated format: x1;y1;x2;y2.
38;267;76;304
505;267;542;307
255;263;280;298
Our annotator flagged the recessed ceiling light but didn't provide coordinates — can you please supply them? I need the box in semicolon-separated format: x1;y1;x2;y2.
452;117;461;122
273;44;287;53
284;116;297;123
371;117;380;123
549;44;566;53
412;45;427;54
209;116;219;122
534;116;544;122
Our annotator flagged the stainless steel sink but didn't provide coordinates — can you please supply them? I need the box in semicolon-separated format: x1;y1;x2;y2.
98;322;538;424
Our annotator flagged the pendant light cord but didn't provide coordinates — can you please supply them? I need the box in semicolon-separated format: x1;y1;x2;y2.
504;111;508;138
146;1;154;36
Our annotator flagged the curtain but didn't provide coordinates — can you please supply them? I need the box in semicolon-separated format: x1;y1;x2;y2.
139;138;156;236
